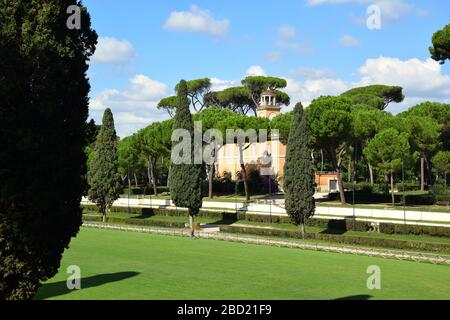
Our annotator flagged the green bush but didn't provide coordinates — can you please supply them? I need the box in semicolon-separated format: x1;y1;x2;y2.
82;214;186;229
379;223;450;237
343;182;374;194
81;205;449;237
402;193;437;206
219;225;450;253
396;182;420;192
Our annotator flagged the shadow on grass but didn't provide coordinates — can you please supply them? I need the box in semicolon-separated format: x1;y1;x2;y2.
35;271;140;300
335;295;372;300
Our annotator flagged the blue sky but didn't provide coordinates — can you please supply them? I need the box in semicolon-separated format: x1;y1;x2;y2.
84;0;450;137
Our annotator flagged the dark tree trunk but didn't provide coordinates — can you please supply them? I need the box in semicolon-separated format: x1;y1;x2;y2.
208;164;215;199
128;175;132;196
384;175;390;195
420;156;425;192
348;159;352;183
148;156;157;196
188;210;195;238
320;149;324;172
134;172;138;188
238;143;250;201
240;163;250;201
300;223;305;240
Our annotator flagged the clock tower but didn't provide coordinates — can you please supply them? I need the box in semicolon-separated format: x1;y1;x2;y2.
257;89;281;120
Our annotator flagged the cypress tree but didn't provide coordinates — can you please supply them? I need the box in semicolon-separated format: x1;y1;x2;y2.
88;108;122;222
0;1;97;299
169;80;204;237
284;103;316;238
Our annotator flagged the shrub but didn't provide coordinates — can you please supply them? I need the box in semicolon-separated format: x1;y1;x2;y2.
396;182;420;192
82;215;186;229
402;193;437;206
379;223;450;237
81;205;449;237
219;225;450;253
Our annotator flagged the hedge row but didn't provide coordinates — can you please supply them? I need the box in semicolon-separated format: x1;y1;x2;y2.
219;225;450;253
243;213;371;232
379;223;450;237
81;205;450;237
329;191;437;205
82;204;239;221
82;214;186;229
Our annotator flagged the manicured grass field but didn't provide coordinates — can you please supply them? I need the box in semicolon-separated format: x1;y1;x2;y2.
35;228;450;300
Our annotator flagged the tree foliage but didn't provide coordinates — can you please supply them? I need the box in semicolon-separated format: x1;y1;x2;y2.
284;103;315;238
138;120;172;195
0;0;97;300
306;96;353;204
242;76;287;105
364;128;411;204
205;87;255;115
432;151;450;179
175;78;211;112
341;85;404;110
158;78;212;117
430;24;450;64
88;109;122;217
399;101;450;151
270;111;293;143
169;80;204;235
157;96;177;117
205;76;290;115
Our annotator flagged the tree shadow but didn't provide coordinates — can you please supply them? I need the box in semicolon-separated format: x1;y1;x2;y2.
335;295;373;300
319;220;348;235
35;271;140;300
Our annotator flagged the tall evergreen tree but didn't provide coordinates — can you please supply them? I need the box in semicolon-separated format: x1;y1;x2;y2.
169;80;204;237
0;1;97;299
284;103;316;238
88;109;122;222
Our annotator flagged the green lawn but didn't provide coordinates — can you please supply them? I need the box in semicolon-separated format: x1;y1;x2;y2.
35;228;450;300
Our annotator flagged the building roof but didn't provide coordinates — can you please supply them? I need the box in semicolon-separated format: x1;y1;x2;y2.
261;88;276;96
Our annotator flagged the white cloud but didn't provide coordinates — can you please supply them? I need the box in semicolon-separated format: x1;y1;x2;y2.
91;37;137;64
273;24;316;56
283;56;450;112
277;25;297;39
210;78;238;91
89;75;170;137
288;67;336;79
339;34;361;47
356;56;450;111
246;65;267;77
307;0;415;23
164;5;229;37
285;77;350;108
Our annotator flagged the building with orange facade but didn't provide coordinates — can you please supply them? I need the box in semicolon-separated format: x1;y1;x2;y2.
216;89;339;193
